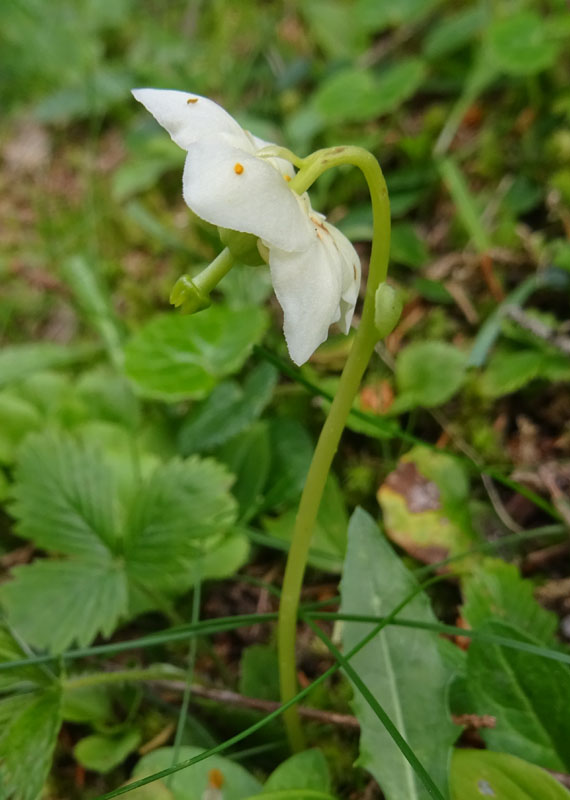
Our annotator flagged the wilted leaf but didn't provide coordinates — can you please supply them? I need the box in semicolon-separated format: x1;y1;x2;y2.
378;446;478;568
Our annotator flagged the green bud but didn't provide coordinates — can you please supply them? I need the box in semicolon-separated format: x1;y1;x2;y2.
218;227;266;266
374;282;403;339
170;275;211;314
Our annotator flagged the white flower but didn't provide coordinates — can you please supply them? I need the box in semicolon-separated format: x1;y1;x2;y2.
132;88;361;365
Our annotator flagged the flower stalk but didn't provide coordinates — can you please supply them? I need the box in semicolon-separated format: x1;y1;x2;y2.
277;146;391;750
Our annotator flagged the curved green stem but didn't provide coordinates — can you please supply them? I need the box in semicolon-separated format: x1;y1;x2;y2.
278;147;391;750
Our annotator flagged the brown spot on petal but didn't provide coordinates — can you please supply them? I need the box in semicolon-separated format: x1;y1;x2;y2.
186;97;198;104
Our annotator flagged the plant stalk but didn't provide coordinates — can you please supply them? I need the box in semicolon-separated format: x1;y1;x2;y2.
277;146;391;750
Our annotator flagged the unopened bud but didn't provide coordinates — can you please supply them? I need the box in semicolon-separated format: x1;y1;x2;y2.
374;282;403;339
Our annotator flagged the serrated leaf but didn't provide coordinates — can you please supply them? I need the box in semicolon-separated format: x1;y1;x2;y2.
0;625;52;692
451;749;570;799
130;746;263;800
1;559;129;651
124;457;237;592
340;509;458;800
264;750;331;793
393;341;467;411
0;688;61;800
179;363;277;454
11;431;118;558
486;12;560;76
3;432;239;650
466;621;570;771
74;729;141;773
462;558;558;644
124;306;268;401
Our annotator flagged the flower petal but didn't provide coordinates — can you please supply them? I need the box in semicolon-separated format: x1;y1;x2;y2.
183;133;314;251
325;221;361;333
247;132;296;179
269;228;345;365
132;88;249;151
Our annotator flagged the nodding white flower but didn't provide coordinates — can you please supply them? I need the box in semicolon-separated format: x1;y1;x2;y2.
132;88;361;365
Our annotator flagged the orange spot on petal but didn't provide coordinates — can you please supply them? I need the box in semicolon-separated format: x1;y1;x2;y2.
209;769;225;789
234;162;244;175
284;174;291;182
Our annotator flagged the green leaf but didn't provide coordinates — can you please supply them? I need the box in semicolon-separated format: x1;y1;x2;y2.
220;422;272;521
130;746;263;800
124;306;268;401
0;343;93;389
378;446;479;568
486;12;560;76
466;621;570;771
314;59;426;124
261;419;313;510
0;688;61;800
263;474;348;572
340;509;458;800
480;349;543;396
356;0;442;32
264;750;331;793
3;431;239;650
61;684;114;724
0;392;41;464
0;625;52;692
239;644;280;701
1;559;129;652
451;749;570;800
74;729;141;773
390;223;429;269
393;341;467;411
10;431;118;558
462;558;558;644
124;456;237;592
179;363;277;454
423;6;487;59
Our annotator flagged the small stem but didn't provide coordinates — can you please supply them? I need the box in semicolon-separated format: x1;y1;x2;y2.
278;146;391;750
64;666;185;691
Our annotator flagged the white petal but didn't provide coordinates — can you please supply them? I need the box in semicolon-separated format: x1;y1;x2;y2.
269;228;345;365
183;133;314;251
247;132;296;179
132;88;250;151
324;221;361;333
